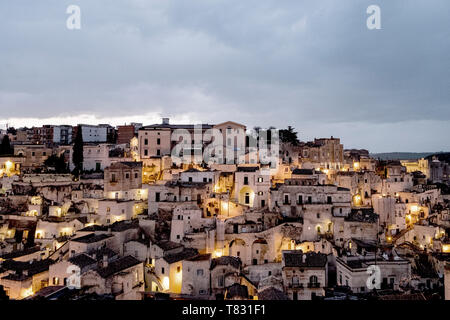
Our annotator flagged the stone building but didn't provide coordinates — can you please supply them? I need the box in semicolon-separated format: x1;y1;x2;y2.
281;250;328;300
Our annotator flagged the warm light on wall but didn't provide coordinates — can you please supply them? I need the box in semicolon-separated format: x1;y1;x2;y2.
442;244;450;253
162;276;170;290
175;268;183;283
21;287;34;299
214;250;223;258
353;194;362;206
5;160;13;170
221;202;228;211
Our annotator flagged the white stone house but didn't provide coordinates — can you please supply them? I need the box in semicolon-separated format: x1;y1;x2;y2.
281;250;328;300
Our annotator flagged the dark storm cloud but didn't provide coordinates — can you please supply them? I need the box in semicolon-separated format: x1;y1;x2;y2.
0;0;449;152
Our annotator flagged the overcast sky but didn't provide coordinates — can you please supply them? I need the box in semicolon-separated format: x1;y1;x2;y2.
0;0;449;152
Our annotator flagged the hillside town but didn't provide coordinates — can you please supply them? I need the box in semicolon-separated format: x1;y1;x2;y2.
0;120;449;301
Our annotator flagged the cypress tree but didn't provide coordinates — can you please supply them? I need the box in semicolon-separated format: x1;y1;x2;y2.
72;125;84;177
0;135;12;155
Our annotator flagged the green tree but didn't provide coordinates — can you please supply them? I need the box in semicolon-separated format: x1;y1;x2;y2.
44;154;69;173
72;125;84;177
279;126;300;146
0;135;13;155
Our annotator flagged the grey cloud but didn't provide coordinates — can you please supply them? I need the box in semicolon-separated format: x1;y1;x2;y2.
0;0;449;152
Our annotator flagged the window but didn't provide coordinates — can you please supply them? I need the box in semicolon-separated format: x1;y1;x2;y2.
135;173;138;179
155;192;160;202
144;138;148;145
257;177;263;183
197;269;204;276
156;149;160;156
144;149;148;156
125;173;129;179
244;176;249;185
157;138;160;145
161;267;165;274
177;266;181;273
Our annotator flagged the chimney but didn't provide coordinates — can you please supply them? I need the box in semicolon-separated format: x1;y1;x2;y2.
162;118;170;125
102;254;108;268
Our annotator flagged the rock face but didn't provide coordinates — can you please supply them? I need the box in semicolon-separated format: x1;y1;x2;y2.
281;224;303;242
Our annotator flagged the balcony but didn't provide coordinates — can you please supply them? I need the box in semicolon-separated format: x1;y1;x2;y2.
307;282;320;288
288;283;304;289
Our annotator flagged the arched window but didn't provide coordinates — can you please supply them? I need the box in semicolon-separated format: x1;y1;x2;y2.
310;275;318;284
